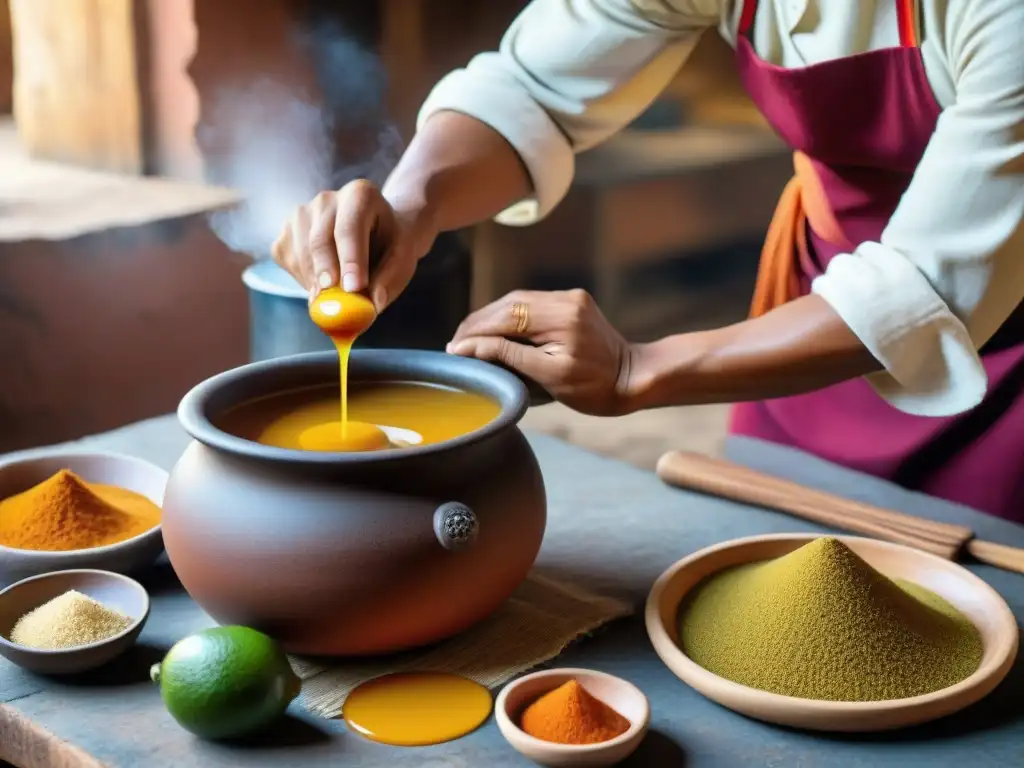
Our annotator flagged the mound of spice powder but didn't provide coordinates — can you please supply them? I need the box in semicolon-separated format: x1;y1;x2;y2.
519;680;631;745
0;469;160;551
9;590;133;650
679;537;983;701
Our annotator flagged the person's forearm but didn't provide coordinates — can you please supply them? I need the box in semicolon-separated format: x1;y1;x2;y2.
382;111;533;233
626;294;883;409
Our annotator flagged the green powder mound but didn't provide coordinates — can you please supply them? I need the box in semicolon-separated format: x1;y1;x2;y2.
678;537;983;702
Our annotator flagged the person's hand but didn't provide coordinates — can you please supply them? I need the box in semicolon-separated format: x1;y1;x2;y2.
271;179;438;311
447;289;638;416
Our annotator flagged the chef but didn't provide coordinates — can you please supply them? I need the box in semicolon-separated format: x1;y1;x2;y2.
272;0;1024;519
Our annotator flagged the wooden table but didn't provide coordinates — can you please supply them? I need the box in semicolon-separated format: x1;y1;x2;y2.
3;416;1024;767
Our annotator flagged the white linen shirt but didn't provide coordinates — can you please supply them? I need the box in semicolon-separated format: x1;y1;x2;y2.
416;0;1024;418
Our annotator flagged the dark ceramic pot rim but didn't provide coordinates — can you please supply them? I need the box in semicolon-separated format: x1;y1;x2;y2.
177;349;529;466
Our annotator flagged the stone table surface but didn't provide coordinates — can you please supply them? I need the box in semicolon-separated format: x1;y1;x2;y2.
2;416;1024;767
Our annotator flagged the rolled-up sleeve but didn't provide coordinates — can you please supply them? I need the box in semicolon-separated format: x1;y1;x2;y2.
811;0;1024;417
417;0;716;225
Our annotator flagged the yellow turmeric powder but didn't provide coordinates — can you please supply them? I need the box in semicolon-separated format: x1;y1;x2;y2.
519;679;631;745
0;469;160;551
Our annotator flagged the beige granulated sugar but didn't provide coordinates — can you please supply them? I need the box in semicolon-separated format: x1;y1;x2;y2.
8;590;133;650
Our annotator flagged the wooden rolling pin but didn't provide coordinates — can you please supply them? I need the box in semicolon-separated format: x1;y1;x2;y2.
656;450;1024;574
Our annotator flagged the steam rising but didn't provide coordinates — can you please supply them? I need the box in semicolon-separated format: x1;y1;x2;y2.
205;80;333;257
206;25;403;258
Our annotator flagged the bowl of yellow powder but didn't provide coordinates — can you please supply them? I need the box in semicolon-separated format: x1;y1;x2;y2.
0;451;167;585
0;569;149;674
645;534;1018;732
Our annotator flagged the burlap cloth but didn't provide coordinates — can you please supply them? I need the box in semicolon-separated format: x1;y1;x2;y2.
289;572;633;719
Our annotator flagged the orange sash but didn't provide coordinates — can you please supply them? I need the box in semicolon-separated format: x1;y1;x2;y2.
748;151;851;318
747;0;920;319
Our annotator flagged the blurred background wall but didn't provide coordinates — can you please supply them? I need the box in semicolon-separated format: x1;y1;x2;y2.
0;0;788;458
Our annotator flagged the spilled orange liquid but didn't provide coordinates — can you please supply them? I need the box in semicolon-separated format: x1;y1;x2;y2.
342;672;493;746
306;288;385;451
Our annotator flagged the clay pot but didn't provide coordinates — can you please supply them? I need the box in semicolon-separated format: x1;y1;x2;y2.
161;350;546;656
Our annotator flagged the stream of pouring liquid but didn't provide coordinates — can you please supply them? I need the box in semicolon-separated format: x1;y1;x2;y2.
335;333;353;438
301;289;388;452
294;332;389;452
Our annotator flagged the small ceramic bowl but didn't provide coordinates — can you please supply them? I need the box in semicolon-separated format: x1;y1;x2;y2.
645;533;1019;732
0;451;167;585
495;668;650;767
0;569;150;674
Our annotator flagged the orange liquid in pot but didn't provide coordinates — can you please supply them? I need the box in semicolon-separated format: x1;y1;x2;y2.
220;382;501;451
342;672;492;746
220;288;501;451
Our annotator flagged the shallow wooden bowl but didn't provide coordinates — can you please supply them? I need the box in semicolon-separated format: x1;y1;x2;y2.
0;451;167;586
645;533;1019;732
495;668;650;767
0;569;150;674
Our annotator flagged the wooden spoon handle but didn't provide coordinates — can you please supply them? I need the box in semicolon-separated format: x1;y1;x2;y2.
656;450;963;559
966;539;1024;575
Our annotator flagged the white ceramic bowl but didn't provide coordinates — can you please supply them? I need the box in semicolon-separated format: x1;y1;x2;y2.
645;533;1019;732
0;451;167;586
495;668;650;767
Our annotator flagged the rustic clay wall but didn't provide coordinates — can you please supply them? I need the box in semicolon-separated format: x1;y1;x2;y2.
140;0;315;182
1;1;318;450
142;0;391;256
9;0;761;179
142;0;761;186
0;0;353;451
138;0;202;179
143;0;380;183
0;220;248;452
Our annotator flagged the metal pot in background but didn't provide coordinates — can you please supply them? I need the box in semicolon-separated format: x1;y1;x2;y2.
242;231;472;362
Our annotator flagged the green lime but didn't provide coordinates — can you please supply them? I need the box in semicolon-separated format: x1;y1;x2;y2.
150;626;301;740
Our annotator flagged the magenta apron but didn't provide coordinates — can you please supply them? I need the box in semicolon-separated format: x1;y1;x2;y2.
728;0;1024;520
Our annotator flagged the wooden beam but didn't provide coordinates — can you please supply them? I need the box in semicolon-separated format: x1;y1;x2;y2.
0;0;11;114
9;0;143;174
380;0;426;139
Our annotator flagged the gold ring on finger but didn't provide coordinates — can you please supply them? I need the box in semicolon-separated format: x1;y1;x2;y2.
511;302;530;334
